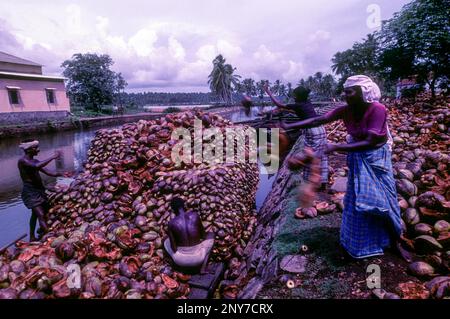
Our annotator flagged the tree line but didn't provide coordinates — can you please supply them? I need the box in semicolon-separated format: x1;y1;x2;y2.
331;0;449;97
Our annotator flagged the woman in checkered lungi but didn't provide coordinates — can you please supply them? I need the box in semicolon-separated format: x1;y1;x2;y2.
282;75;405;260
265;85;329;189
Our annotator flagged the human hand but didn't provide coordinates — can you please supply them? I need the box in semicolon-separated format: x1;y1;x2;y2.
279;120;289;130
325;144;339;154
63;171;74;178
53;151;62;159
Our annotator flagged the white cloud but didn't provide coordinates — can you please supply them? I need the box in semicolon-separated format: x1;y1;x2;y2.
196;45;217;61
128;28;158;57
66;4;83;35
217;40;242;59
168;37;186;61
0;0;411;91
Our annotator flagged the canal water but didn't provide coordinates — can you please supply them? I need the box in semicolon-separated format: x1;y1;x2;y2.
0;107;276;247
220;105;274;123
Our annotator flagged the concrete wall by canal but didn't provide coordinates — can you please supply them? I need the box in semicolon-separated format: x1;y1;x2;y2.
231;103;341;298
229;134;307;298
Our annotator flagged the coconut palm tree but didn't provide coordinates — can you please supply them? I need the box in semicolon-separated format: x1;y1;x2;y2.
242;78;257;97
286;82;293;98
278;83;287;97
271;80;281;96
256;80;269;104
208;55;241;105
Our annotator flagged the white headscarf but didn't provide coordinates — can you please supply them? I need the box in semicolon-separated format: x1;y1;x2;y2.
343;75;381;103
19;140;39;150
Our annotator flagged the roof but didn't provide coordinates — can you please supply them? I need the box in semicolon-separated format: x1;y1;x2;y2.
0;51;42;67
0;71;65;81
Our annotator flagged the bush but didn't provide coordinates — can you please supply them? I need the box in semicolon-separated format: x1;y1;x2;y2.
401;85;424;98
163;107;181;114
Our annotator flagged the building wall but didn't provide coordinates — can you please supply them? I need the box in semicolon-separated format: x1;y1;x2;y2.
0;62;42;75
0;78;70;114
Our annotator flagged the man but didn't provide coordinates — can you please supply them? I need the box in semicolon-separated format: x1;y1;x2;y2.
18;139;66;241
164;197;214;273
241;95;253;117
265;85;329;190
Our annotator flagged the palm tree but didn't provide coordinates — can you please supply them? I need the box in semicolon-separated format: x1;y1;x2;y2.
242;78;257;97
278;83;286;98
256;80;269;103
208;55;241;105
286;82;293;98
271;80;281;96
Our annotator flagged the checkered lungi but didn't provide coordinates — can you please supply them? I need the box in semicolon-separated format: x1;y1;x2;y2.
340;143;402;259
303;125;328;184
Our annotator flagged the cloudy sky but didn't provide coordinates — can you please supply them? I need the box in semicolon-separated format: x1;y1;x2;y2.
0;0;410;92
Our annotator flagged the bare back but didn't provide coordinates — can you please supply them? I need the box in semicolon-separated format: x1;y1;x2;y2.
18;157;44;189
168;211;204;247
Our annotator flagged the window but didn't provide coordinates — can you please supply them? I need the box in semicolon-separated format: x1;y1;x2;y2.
7;87;21;105
46;88;56;104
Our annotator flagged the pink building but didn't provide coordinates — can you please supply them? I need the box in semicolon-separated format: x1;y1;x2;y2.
0;51;70;124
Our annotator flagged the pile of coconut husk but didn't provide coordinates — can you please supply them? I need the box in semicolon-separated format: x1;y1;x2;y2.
324;93;450;299
0;110;259;299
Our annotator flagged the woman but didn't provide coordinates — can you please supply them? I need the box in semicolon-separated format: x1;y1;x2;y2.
282;75;403;259
265;85;329;190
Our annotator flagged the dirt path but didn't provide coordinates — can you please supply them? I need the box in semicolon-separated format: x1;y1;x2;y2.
255;152;423;299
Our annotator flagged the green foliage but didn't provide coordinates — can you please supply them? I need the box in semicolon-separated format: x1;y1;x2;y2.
256;79;269;101
332;0;450;96
332;34;380;91
163;107;181;114
378;0;450;96
241;78;257;97
207;54;241;105
316;278;350;298
116;92;218;106
271;182;345;272
62;53;127;112
298;72;338;100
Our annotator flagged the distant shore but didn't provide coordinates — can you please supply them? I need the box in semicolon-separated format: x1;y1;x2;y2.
0;105;244;138
0;101;339;138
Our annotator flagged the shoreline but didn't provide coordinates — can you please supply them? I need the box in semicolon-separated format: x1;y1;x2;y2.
0;102;339;139
0;112;164;139
0;105;257;138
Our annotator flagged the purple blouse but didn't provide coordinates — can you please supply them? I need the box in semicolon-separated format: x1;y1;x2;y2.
324;102;388;141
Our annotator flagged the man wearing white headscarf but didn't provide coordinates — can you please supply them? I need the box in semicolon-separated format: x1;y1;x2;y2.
282;75;409;261
18;140;65;241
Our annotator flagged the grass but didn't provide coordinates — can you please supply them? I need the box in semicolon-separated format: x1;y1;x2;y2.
272;182;346;272
71;106;146;118
316;278;351;298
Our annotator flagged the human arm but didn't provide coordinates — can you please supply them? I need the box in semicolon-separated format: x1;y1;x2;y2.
281;106;345;130
264;84;288;109
168;226;177;253
199;218;206;240
22;152;60;170
39;167;64;177
326;131;387;153
282;115;329;130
